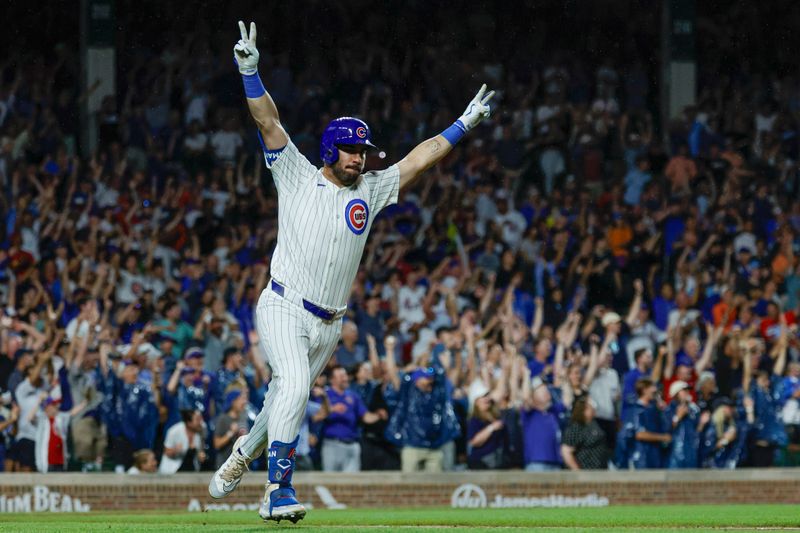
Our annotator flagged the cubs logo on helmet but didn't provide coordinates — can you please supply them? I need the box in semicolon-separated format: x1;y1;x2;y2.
345;199;369;235
355;126;367;139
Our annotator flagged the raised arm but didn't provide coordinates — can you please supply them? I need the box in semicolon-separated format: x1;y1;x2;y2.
664;325;679;380
582;338;601;388
742;338;753;394
625;279;644;327
366;334;382;381
382;336;401;391
234;21;289;150
530;296;544;339
772;313;789;377
695;324;720;374
397;84;495;191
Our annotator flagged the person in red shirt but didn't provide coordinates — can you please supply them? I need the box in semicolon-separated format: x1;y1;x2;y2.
760;302;797;344
44;398;65;472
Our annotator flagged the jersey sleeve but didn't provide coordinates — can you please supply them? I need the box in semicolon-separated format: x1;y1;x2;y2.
257;131;317;193
362;164;400;214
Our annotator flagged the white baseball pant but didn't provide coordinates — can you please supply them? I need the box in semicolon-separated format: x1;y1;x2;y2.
241;287;342;457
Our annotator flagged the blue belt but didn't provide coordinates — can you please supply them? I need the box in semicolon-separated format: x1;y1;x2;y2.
270;280;342;321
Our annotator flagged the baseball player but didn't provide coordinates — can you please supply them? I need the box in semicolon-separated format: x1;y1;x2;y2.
208;21;495;523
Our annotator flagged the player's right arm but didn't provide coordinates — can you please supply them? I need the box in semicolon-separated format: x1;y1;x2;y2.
234;21;288;150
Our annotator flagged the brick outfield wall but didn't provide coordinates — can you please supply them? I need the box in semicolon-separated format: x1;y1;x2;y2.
0;470;799;513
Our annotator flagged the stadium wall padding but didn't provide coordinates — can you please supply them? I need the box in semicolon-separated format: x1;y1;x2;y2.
0;470;799;512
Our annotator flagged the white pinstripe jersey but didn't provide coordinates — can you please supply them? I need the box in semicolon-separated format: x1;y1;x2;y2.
264;140;399;309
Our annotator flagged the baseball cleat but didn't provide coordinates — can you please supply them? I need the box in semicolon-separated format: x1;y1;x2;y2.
208;435;254;499
258;483;306;523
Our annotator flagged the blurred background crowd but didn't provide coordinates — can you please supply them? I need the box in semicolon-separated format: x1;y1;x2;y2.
1;0;800;474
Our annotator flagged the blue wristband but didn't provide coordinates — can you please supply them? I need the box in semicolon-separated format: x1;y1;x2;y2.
241;71;266;99
441;120;468;145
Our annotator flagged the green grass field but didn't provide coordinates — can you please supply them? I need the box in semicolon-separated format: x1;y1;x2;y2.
1;505;799;532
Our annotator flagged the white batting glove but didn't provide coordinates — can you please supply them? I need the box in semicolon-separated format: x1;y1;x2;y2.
233;21;259;75
457;84;496;131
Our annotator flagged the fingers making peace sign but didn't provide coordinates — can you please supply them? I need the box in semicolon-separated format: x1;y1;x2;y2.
234;20;260;75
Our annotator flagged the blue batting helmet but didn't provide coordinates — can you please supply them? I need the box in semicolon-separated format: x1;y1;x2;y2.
319;117;378;165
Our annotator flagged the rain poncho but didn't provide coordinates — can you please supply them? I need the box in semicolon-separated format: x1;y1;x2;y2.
100;371;158;451
384;365;460;449
615;401;666;469
666;401;700;468
751;376;788;447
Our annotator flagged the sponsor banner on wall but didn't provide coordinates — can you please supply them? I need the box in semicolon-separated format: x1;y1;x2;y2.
1;471;799;512
451;483;609;509
0;485;91;513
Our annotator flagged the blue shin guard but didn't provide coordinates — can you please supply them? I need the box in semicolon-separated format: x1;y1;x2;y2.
266;437;302;516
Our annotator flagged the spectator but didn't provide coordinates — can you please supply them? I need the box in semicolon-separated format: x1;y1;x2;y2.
164;347;216;428
664;144;697;195
385;343;460;473
68;342;107;469
154;302;195;359
127;449;158;474
618;378;671;469
11;351;54;472
743;324;789;467
466;393;507;470
666;381;701;469
357;336;400;471
623;155;652;206
34;391;85;472
215;346;258;413
99;345;159;472
7;348;33;400
695;371;720;414
561;396;609;470
0;399;19;472
159;409;207;474
356;295;387;355
621;348;654;417
321;366;383;472
333;322;366;370
586;337;621;452
699;397;741;469
520;376;564;472
213;389;248;469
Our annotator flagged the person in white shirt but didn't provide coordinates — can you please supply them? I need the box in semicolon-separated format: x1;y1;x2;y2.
159;409;206;474
210;119;243;164
397;270;427;335
494;192;527;249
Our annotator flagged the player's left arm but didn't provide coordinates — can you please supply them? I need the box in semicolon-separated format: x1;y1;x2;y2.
397;84;495;191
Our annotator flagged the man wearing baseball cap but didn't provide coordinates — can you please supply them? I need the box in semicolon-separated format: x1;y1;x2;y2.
665;380;701;468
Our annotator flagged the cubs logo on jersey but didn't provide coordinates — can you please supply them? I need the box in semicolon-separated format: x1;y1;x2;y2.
345;199;369;235
355;126;367;139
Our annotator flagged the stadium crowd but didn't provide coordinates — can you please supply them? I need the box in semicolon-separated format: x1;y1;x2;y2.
1;1;800;475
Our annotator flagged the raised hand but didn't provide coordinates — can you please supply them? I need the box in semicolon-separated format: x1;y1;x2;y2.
366;334;377;351
234;21;259;75
457;84;496;131
633;279;644;294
